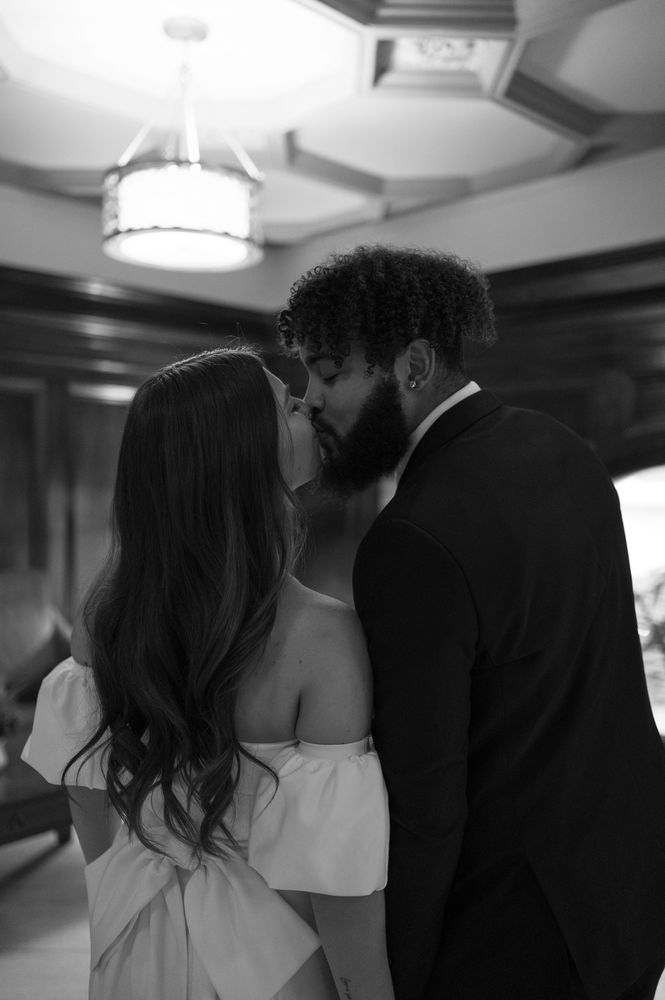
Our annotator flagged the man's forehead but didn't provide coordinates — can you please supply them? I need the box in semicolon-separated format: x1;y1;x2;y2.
299;341;366;365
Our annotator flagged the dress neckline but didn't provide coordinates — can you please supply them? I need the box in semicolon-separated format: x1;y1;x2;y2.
239;738;297;751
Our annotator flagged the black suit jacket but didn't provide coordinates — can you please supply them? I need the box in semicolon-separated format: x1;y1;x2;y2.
353;391;665;1000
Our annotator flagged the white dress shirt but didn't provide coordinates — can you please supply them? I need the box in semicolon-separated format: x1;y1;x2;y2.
394;381;481;486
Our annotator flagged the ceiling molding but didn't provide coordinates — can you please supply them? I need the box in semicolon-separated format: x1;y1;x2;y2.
471;139;578;194
309;0;378;25
313;0;516;32
595;114;665;157
286;140;472;207
286;141;385;194
571;144;619;169
514;0;627;38
266;204;387;244
374;67;483;94
373;2;516;33
0;159;102;201
499;70;608;139
382;175;470;200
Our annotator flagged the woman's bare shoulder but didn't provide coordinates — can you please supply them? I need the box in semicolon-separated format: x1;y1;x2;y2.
279;576;367;655
279;578;372;743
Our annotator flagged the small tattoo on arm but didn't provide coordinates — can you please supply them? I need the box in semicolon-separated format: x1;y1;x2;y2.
340;977;354;999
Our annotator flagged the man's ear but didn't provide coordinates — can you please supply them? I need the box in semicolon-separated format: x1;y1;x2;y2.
398;338;439;391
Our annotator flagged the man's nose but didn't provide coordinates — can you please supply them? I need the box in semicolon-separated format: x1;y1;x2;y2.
303;381;323;415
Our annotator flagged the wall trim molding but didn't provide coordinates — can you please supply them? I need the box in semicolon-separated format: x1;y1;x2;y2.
481;240;665;473
0;264;274;334
487;239;665;305
0;264;278;381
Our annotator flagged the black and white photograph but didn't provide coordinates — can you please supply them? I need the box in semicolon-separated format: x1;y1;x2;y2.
0;1;664;998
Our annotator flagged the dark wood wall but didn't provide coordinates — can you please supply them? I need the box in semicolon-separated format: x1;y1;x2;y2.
472;240;665;478
1;240;664;617
0;269;276;614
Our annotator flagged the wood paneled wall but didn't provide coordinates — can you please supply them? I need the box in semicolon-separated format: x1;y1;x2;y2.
0;268;277;614
473;240;665;478
1;241;664;617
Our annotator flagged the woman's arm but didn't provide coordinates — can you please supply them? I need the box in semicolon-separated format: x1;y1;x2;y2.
66;786;121;864
68;604;121;864
311;891;394;1000
294;596;395;1000
70;604;91;665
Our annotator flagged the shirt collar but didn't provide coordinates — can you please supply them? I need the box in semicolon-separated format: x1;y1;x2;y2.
394;381;481;485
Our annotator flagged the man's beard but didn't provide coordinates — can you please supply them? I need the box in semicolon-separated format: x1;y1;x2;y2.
314;374;410;498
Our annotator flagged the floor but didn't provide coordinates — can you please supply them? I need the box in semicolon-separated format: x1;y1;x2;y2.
0;832;89;1000
0;832;664;1000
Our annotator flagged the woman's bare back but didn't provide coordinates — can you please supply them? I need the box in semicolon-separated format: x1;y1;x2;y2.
71;575;372;747
234;576;372;745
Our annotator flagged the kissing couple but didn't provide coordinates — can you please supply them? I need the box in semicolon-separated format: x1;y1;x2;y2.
24;245;665;1000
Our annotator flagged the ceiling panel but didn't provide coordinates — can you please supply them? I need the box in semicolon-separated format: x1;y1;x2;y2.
520;0;665;113
296;95;578;177
0;0;661;249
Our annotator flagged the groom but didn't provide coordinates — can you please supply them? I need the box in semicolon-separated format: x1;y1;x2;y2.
278;245;665;1000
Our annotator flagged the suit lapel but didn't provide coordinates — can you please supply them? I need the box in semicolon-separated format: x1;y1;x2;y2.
398;390;503;489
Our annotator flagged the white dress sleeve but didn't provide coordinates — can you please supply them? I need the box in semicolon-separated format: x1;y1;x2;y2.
247;738;389;896
21;656;108;789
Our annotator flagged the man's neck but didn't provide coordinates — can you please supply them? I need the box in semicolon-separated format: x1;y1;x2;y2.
407;379;470;435
396;381;481;484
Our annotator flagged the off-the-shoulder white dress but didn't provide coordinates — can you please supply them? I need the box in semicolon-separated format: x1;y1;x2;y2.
22;658;389;1000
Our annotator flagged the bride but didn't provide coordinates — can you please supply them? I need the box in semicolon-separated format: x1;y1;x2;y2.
22;347;394;1000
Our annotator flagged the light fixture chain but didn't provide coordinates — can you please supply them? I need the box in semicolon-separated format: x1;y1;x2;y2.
116;115;158;169
220;129;264;183
178;63;201;164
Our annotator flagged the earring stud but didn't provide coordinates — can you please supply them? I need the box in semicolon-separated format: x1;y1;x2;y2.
408;379;417;390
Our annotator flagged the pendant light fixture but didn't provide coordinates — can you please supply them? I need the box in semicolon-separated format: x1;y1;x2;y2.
101;17;264;272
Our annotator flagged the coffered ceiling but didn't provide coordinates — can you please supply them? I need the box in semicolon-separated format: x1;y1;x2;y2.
0;0;663;248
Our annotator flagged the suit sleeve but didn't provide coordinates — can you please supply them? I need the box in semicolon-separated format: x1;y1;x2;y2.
353;517;477;1000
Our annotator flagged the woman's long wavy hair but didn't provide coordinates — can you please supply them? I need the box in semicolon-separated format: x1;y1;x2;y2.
64;348;303;860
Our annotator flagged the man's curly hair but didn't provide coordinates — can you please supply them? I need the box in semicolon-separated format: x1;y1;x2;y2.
276;245;497;374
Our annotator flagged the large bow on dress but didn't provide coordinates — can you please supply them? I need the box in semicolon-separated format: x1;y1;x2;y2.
84;820;320;1000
